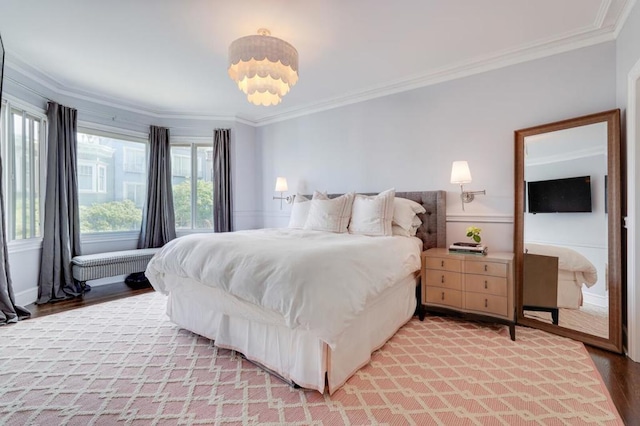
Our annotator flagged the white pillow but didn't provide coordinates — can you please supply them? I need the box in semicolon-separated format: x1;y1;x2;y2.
348;189;395;236
393;197;426;231
288;192;327;229
392;220;421;237
392;225;414;237
288;194;310;229
304;192;355;233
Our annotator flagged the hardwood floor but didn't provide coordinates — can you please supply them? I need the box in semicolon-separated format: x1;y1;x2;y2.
25;282;153;318
24;283;640;425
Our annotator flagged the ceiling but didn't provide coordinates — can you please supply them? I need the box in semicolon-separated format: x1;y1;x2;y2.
0;0;632;125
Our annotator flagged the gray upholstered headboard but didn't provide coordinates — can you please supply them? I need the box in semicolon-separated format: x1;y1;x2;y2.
307;190;446;251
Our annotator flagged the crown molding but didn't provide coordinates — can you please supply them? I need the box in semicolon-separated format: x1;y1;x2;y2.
5;53;240;123
594;0;614;29
613;0;637;38
4;0;635;129
252;28;616;126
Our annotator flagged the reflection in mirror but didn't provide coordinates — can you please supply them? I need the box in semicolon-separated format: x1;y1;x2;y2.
514;109;622;353
522;122;608;338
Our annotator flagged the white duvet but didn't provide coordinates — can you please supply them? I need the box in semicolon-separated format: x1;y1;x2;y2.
146;228;422;348
524;243;598;286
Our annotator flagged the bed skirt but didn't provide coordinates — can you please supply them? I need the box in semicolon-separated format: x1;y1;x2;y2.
163;274;417;394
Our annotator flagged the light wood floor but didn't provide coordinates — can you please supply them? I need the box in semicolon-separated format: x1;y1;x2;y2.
25;283;640;425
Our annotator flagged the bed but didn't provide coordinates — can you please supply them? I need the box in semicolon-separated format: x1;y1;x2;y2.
146;191;445;394
524;243;598;309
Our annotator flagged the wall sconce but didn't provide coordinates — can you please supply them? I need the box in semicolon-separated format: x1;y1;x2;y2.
450;161;486;211
273;177;294;209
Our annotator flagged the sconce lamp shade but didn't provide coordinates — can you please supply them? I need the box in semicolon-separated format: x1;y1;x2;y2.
274;177;288;192
450;161;472;184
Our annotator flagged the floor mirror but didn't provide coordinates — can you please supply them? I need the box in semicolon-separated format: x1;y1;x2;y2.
514;109;622;353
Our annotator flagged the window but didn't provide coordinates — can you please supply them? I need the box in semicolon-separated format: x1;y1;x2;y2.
0;103;45;241
123;182;145;207
97;165;107;193
77;132;147;233
171;144;214;230
78;163;96;192
123;147;146;173
172;153;190;178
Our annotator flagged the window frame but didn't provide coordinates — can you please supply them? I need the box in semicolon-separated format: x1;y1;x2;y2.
1;97;47;246
171;137;214;234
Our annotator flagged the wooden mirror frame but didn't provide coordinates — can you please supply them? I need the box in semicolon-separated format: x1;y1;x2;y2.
514;109;622;353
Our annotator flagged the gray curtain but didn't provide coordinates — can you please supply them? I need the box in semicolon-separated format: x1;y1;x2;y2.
213;129;233;232
37;102;82;304
0;143;30;323
139;125;176;248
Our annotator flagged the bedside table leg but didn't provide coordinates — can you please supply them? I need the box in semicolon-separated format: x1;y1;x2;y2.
509;323;516;341
418;306;425;321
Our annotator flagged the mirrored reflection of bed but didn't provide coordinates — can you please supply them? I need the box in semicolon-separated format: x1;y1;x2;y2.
146;190;445;394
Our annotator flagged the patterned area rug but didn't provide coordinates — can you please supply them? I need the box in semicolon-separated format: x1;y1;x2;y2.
0;292;621;425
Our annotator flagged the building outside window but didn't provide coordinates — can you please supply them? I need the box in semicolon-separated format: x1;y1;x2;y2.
123;182;145;208
170;143;214;230
77;131;147;233
123;147;146;173
0;102;44;241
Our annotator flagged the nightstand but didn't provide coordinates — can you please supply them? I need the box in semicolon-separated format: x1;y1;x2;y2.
421;248;516;340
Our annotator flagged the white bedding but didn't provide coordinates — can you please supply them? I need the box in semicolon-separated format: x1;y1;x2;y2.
146;228;422;348
524;243;597;287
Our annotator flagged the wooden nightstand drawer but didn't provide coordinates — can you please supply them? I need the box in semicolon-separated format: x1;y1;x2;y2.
425;269;462;290
424;256;462;272
465;293;508;317
465;274;507;297
420;248;515;340
425;287;462;308
464;260;507;277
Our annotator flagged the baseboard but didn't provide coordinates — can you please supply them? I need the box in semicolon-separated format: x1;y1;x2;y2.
583;293;608;308
15;287;38;307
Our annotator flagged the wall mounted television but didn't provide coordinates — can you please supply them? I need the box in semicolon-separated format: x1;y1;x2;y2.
527;176;592;213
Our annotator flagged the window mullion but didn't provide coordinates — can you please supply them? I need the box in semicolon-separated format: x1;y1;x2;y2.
29;118;36;238
191;144;197;229
21;111;27;240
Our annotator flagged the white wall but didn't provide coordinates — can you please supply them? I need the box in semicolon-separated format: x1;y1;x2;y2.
616;0;640;360
257;43;617;253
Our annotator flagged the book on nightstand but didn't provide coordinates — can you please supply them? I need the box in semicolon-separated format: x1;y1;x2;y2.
449;243;488;255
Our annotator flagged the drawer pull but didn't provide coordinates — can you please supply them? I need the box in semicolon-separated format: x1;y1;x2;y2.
441;292;445;300
485;299;488;308
484;280;488;289
484;264;488;272
441;260;444;267
441;275;445;283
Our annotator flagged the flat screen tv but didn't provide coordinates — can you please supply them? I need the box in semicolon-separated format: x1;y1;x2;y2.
527;176;592;213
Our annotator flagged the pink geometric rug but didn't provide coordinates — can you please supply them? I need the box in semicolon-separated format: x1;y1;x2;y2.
0;292;622;425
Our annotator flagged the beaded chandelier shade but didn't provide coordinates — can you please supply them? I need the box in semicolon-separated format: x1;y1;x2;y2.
228;28;299;106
